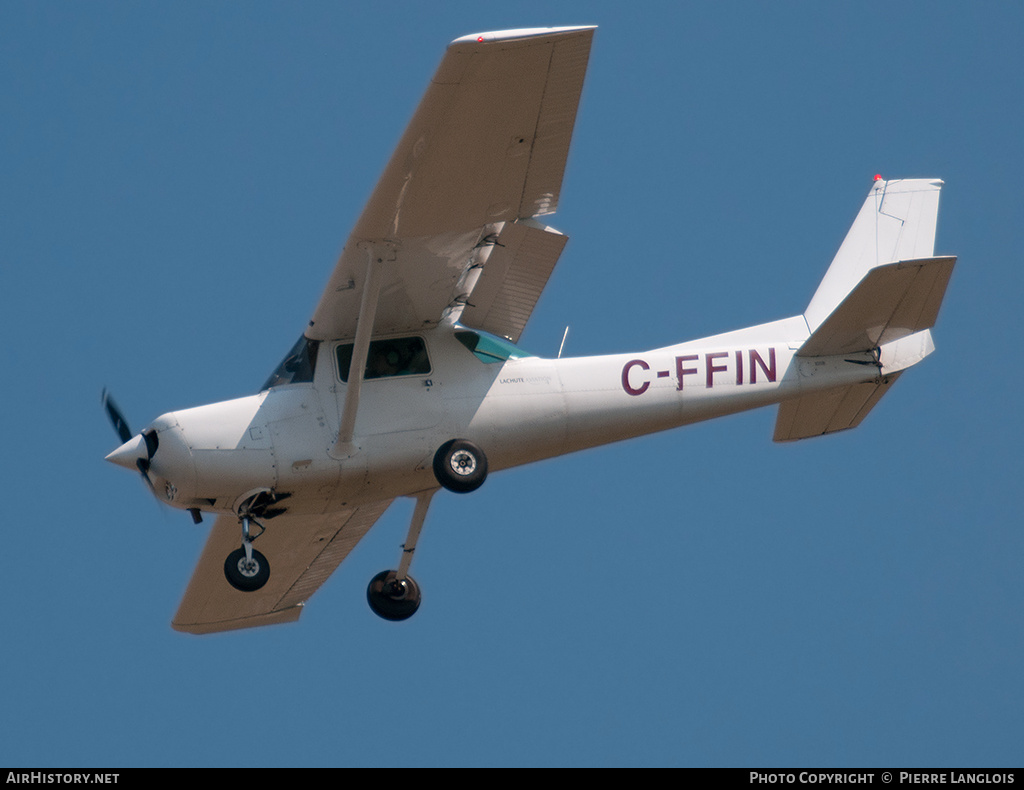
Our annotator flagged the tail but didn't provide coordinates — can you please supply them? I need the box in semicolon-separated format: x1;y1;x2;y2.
774;178;956;442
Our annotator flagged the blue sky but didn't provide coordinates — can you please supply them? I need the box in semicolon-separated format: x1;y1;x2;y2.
2;1;1022;768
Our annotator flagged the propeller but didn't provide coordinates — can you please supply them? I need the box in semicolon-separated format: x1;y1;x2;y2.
102;388;158;489
102;389;202;523
102;388;133;444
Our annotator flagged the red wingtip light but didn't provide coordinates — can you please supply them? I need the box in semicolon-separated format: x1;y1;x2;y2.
874;174;883;181
477;36;485;42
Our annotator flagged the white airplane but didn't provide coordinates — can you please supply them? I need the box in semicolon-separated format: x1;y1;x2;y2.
104;26;955;634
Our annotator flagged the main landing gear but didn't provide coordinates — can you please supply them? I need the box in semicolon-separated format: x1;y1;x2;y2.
366;488;433;621
432;438;487;493
366;439;488;620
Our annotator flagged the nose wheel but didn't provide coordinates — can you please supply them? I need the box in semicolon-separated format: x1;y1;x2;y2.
366;570;421;621
224;546;270;592
223;512;270;592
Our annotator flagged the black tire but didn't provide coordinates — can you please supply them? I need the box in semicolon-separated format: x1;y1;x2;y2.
432;439;488;493
224;546;270;592
366;570;421;621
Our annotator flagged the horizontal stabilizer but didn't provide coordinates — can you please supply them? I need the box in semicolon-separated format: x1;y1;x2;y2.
773;374;902;442
775;329;935;442
799;256;955;357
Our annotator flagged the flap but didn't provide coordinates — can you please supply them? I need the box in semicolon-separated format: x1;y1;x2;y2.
459;220;568;342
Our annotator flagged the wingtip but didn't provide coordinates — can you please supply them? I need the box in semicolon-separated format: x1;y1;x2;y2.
450;26;596;47
171;605;304;635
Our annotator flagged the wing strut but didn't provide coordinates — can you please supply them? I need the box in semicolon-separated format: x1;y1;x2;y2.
331;241;394;458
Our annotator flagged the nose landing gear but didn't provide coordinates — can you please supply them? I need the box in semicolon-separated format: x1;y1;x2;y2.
224;544;270;592
223;503;271;592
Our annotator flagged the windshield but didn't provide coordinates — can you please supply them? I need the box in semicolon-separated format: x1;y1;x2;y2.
261;335;319;390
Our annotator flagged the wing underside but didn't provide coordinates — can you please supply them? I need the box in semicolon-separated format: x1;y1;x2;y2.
307;26;594;342
172;501;393;634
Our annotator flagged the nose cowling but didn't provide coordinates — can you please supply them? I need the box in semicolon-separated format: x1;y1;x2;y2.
144;415;199;507
105;414;199;509
170;396;276;506
106;395;278;514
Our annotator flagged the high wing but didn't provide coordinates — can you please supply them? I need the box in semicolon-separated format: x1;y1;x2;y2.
172;502;393;634
307;26;594;343
172;28;594;633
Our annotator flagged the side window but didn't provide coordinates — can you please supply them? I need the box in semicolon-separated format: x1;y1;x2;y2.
336;336;431;383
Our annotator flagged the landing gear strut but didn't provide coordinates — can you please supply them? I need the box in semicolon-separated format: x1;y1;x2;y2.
367;489;434;621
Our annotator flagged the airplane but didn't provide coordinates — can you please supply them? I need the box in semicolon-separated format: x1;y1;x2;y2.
103;26;956;634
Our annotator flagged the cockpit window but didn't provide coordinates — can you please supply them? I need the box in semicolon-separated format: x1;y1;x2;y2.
455;330;534;364
336;336;431;383
261;335;319;390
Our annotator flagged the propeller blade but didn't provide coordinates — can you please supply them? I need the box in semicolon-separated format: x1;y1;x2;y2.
102;388;133;444
136;458;157;493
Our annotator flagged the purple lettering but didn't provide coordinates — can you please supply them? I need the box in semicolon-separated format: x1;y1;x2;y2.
749;348;777;383
735;350;744;385
705;352;728;388
622;359;650;396
675;354;699;390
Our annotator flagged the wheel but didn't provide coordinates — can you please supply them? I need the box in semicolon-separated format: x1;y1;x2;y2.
224;546;270;592
366;570;421;621
432;439;488;493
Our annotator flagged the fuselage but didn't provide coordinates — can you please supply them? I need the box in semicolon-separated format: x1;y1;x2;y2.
125;314;889;521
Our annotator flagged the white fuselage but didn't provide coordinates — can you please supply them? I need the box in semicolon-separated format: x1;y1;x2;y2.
138;315;887;519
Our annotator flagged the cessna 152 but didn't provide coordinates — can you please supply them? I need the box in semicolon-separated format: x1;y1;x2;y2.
104;26;955;634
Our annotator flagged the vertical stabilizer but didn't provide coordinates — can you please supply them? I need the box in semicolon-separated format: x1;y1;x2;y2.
778;178;954;442
804;178;943;333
